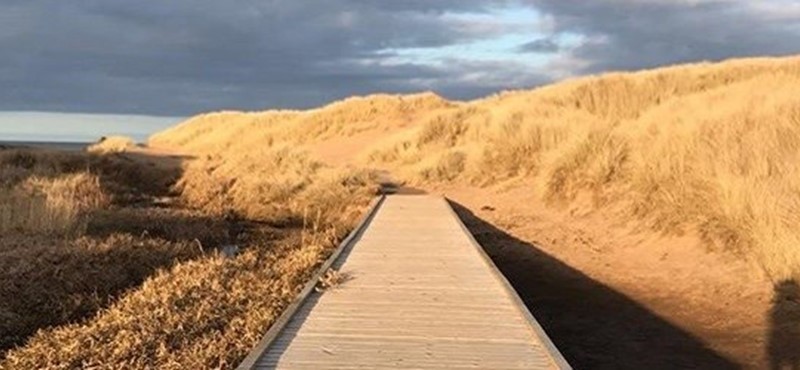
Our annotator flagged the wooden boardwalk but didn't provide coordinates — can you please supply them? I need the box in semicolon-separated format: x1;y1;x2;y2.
239;195;570;369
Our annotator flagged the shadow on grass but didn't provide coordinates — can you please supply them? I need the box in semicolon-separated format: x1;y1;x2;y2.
0;235;200;353
376;170;427;195
0;148;212;354
86;207;270;248
768;279;800;370
0;147;194;204
449;200;740;370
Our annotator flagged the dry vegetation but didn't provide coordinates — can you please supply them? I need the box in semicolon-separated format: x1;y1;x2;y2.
0;142;376;368
87;135;138;154
148;92;454;166
0;149;201;352
4;55;800;368
3;223;348;369
175;146;376;228
369;56;800;281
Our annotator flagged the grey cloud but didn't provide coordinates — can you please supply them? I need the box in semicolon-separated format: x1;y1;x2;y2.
0;0;518;115
3;1;799;116
518;38;560;53
528;0;800;74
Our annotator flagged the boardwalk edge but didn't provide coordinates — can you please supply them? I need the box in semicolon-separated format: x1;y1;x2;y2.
444;198;573;370
236;195;386;370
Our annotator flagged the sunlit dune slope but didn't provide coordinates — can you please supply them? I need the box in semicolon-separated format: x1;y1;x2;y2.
149;92;453;156
149;55;800;280
144;92;451;225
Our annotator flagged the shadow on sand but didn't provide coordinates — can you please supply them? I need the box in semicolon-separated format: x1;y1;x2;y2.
449;200;740;370
768;279;800;370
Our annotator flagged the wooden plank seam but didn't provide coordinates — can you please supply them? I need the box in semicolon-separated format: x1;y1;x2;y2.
236;195;386;370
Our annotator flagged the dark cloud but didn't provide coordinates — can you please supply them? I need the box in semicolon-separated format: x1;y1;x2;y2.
528;0;800;73
0;1;517;115
1;1;798;116
518;38;560;53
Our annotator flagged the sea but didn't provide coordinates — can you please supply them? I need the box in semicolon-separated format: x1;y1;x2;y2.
0;111;183;152
0;140;90;152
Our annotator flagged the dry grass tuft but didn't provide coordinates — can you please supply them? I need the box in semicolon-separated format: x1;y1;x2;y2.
87;136;138;154
0;153;110;235
175;146;378;228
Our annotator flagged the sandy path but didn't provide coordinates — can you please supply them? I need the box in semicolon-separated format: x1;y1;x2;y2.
436;184;775;369
273;128;783;368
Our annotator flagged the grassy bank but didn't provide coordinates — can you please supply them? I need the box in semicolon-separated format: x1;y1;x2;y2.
0;146;377;369
0;149;202;353
5;54;799;368
369;56;800;280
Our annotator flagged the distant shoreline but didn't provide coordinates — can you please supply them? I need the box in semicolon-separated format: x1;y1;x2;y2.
0;140;91;152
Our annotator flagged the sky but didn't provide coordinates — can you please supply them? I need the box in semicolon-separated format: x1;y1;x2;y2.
0;113;180;142
1;0;800;140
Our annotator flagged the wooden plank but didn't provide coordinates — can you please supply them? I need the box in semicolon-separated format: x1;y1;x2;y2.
236;195;386;370
242;195;571;369
444;197;573;369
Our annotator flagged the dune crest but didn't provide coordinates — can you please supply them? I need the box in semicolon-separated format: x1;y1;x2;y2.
150;54;800;280
114;54;800;368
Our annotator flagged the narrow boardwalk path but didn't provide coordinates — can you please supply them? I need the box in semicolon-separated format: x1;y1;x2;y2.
243;195;569;369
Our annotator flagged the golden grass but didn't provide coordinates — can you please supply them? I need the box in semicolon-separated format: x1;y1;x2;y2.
0;148;219;357
0;151;110;235
1;144;376;367
175;145;378;229
148;92;453;158
0;233;202;353
4;173;110;234
146;55;800;281
1;224;346;369
367;56;800;280
87;135;137;154
6;54;800;368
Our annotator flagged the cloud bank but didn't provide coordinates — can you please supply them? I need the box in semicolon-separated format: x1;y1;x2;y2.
0;0;798;115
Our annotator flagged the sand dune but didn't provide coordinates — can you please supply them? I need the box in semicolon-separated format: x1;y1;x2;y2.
137;54;800;368
7;55;799;369
151;55;800;281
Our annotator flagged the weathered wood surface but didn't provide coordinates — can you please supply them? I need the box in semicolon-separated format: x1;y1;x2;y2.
247;195;570;369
